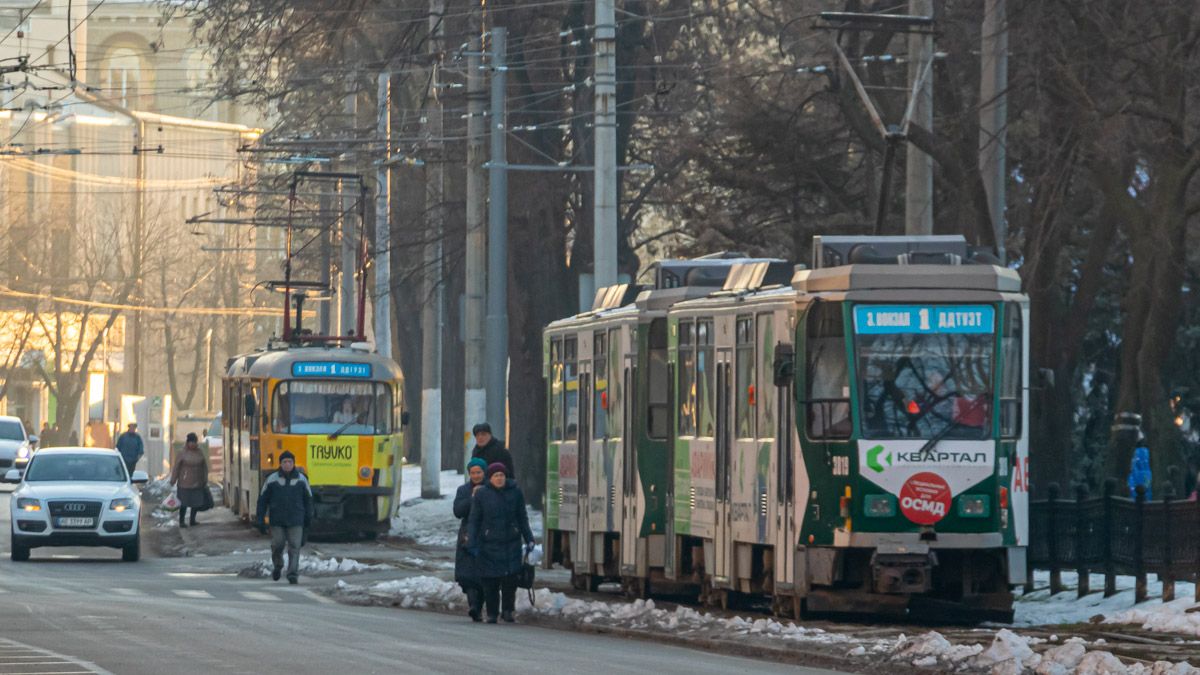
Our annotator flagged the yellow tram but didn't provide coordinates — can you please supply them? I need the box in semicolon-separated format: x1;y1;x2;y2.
220;346;404;537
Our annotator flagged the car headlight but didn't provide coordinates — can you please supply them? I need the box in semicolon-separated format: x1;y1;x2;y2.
110;498;137;512
16;446;30;459
16;498;40;512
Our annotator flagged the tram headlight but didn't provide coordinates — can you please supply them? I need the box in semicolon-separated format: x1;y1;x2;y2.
957;495;990;518
864;494;895;518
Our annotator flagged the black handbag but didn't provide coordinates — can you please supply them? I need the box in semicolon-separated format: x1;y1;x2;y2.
199;487;215;512
517;549;535;589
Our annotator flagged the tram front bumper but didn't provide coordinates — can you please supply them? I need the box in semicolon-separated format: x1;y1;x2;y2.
309;486;392;534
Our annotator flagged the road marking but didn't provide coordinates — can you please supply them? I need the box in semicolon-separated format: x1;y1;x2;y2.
0;638;111;674
239;591;282;602
109;588;144;597
171;590;214;599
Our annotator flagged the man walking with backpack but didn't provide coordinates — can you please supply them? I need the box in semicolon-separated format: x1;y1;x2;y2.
256;451;312;584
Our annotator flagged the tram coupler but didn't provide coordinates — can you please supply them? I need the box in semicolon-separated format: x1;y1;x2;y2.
871;547;936;594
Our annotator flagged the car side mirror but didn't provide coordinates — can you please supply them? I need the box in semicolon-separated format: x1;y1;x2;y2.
28;435;38;446
3;469;21;483
244;393;258;418
130;470;149;485
773;343;795;387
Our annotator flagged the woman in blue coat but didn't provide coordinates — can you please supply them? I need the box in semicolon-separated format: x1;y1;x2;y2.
454;458;488;621
467;462;534;623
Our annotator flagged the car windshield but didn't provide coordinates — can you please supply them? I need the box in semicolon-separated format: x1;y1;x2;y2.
24;454;127;482
0;421;23;441
854;305;995;440
272;380;393;435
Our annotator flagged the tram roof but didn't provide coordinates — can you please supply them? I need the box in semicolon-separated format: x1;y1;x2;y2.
793;263;1021;294
225;346;403;381
545;302;639;331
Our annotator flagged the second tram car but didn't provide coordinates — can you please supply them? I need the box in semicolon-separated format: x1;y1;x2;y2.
543;236;1028;620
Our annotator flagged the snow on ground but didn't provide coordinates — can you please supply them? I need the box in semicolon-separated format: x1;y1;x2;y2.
1016;570;1200;637
332;576;1200;674
389;465;543;547
241;555;392;578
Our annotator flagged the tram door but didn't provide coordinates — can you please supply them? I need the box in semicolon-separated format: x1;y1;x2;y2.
774;367;797;596
713;349;734;584
620;354;638;574
576;359;593;577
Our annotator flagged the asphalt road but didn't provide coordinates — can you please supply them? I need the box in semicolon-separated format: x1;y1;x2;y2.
0;486;832;674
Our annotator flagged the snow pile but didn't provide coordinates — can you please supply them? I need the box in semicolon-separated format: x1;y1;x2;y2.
241;555;391;578
389;465;543;547
1016;570;1200;638
886;630;1199;675
142;477;174;500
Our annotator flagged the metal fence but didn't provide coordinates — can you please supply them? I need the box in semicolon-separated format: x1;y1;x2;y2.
1027;479;1200;603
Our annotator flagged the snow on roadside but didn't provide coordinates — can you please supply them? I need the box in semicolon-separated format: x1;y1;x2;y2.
1016;570;1200;638
389;465;543;547
241;555;392;578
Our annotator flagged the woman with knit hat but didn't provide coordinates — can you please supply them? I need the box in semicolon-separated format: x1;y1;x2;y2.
466;462;534;623
453;457;489;620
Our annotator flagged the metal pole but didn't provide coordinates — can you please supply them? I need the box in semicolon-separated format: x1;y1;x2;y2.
979;0;1008;261
593;0;618;295
464;31;487;466
340;80;358;335
318;169;332;337
420;0;444;499
375;71;394;357
905;0;934;235
485;27;508;437
132;119;145;392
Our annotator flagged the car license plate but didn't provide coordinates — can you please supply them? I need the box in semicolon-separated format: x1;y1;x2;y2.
57;517;94;528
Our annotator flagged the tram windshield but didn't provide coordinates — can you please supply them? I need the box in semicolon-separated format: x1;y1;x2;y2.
272;380;393;435
853;305;995;440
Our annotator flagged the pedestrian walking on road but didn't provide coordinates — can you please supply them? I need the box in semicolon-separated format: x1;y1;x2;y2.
256;450;312;584
454;457;488;621
467;462;534;624
470;423;515;479
116;423;144;476
171;433;209;528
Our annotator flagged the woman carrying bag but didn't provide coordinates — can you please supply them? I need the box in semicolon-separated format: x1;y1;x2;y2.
454;457;488;621
466;462;534;623
170;432;209;528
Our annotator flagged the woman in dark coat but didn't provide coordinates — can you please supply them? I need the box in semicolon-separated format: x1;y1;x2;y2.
170;433;209;528
467;462;534;623
454;457;488;621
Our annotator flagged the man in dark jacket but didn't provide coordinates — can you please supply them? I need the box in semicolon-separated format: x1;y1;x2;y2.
256;451;312;584
470;423;515;479
115;423;144;476
467;462;534;623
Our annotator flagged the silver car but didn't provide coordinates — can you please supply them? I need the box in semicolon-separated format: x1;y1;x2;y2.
0;416;33;473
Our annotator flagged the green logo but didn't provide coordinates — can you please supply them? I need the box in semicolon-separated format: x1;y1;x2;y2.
866;444;893;473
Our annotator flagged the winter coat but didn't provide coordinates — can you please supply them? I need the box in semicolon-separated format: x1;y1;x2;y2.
171;447;208;490
115;431;144;467
453;481;484;585
470;438;515;479
256;468;313;528
1128;446;1153;500
466;478;533;579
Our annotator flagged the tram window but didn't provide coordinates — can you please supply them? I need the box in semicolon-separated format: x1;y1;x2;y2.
1000;303;1022;438
271;381;394;435
855;308;994;440
735;317;755;439
697;320;715;438
564;337;579;441
549;338;564;442
593;331;608;440
806;302;852;440
756;313;776;440
677;320;697;436
647;319;669;440
607;328;621;439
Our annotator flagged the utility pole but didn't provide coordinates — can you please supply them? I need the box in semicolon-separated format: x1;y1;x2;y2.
905;0;934;235
375;71;393;358
420;0;445;499
318;170;332;336
463;30;487;466
485;27;508;438
340;80;358;335
979;0;1008;261
131;119;146;393
593;0;618;294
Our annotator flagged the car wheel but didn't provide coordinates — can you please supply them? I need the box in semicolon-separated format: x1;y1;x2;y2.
122;534;140;562
10;542;29;562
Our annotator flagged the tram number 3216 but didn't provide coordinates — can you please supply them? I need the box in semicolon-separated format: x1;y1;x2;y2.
831;455;850;476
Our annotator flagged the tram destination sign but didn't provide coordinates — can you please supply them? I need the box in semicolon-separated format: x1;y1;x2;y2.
291;361;373;378
853;304;994;335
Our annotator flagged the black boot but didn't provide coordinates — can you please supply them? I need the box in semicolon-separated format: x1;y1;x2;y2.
189;512;198;526
179;509;187;528
500;611;514;623
466;587;482;622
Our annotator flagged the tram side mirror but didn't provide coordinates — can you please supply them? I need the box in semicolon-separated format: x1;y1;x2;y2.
1036;368;1055;390
400;411;411;427
244;393;258;418
773;343;795;387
